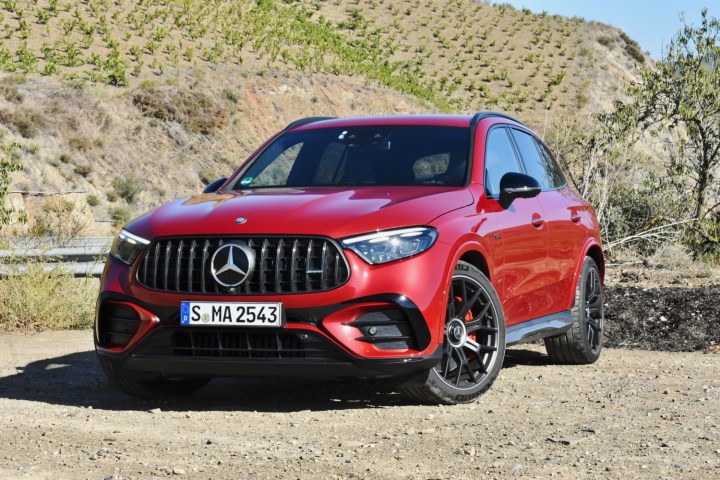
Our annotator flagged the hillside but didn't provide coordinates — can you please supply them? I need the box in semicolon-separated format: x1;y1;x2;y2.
0;0;650;237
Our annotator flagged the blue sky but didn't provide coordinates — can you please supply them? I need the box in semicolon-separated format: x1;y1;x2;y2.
502;1;719;59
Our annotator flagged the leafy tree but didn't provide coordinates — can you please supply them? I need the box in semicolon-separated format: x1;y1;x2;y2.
621;8;720;255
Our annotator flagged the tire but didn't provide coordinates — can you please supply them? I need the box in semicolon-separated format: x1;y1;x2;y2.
398;261;506;405
97;355;210;399
544;257;604;364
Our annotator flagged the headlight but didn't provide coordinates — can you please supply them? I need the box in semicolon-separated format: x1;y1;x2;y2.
110;229;150;265
341;227;438;265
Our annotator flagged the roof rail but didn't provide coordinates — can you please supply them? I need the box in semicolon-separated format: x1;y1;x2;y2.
284;116;336;131
470;111;527;127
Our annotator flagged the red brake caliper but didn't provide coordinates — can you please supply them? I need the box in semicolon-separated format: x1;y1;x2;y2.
455;296;477;356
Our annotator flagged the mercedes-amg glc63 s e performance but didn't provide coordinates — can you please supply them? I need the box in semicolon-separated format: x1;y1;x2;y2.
96;112;604;404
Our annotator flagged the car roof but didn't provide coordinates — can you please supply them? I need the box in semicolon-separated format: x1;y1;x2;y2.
288;112;527;131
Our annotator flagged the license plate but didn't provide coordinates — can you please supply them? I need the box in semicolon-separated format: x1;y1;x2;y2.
180;302;283;327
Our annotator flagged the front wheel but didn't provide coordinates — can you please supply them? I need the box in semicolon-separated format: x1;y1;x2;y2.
398;261;506;404
544;256;604;364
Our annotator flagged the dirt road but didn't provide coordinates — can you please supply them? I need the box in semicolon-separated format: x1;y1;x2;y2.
0;331;718;479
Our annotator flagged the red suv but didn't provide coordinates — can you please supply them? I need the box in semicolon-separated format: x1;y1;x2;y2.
96;113;604;404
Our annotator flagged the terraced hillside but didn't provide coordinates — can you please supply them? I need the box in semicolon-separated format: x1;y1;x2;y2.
0;0;649;236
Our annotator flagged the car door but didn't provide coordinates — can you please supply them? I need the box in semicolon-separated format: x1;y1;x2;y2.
483;125;550;326
508;128;587;314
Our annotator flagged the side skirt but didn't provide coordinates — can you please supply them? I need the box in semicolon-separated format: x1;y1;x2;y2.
505;311;573;346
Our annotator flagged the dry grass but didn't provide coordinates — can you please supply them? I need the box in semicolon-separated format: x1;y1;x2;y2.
0;259;97;332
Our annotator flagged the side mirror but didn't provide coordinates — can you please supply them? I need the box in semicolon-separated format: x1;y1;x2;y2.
499;172;541;209
203;177;227;194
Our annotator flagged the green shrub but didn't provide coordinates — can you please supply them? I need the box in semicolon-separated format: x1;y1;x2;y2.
74;164;92;177
86;193;99;206
112;177;141;203
597;35;613;47
619;31;645;63
105;189;118;202
109;205;132;227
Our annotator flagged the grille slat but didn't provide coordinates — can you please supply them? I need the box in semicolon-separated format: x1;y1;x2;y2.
260;239;268;294
305;239;313;291
275;239;283;292
187;239;196;292
320;242;327;289
201;240;210;293
291;239;298;292
175;240;184;292
138;236;349;295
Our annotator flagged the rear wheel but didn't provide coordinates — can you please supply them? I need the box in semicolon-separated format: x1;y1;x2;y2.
398;261;506;404
97;355;210;399
544;257;604;364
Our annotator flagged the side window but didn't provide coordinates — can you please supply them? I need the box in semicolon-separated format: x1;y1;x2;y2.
533;138;566;188
509;129;551;189
484;127;522;196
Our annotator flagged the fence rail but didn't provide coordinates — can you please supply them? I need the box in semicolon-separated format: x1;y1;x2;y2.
0;237;113;278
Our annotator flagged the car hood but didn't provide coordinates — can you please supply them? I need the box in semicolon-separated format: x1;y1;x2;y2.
127;187;473;240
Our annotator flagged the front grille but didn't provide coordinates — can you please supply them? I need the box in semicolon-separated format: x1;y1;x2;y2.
171;330;318;358
136;236;350;294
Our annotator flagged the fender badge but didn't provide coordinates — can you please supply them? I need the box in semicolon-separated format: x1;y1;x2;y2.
236;217;247;224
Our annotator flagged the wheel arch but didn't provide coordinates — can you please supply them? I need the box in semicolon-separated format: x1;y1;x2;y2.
436;241;496;340
585;244;605;281
459;249;491;281
567;239;605;308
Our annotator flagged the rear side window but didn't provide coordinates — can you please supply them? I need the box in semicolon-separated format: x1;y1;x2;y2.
534;138;566;188
510;129;565;190
484;127;521;197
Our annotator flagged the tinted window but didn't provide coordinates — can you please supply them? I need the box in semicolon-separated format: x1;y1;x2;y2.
234;125;470;188
533;138;566;188
484;127;521;196
510;129;566;189
252;142;303;186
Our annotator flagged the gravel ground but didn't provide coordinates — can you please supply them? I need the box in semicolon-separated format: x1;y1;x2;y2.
1;330;718;480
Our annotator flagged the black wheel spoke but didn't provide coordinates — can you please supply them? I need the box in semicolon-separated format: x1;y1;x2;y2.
441;341;453;377
458;350;479;384
453;348;463;386
457;287;483;319
465;302;493;331
448;283;456;318
586;269;600;303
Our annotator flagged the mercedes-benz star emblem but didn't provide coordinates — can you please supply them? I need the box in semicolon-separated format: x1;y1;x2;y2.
210;242;256;287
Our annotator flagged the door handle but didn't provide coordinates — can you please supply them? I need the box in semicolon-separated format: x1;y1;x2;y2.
531;213;545;227
570;212;581;223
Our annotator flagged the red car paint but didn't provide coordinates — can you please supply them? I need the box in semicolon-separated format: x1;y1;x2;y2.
95;113;603;382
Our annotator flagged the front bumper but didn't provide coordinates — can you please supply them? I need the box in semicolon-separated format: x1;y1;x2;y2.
97;324;443;378
96;240;453;378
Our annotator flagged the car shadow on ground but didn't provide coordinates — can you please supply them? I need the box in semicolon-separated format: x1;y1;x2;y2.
0;348;549;412
502;347;553;368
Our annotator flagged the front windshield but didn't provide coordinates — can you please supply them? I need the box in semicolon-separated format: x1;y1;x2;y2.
232;125;470;189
